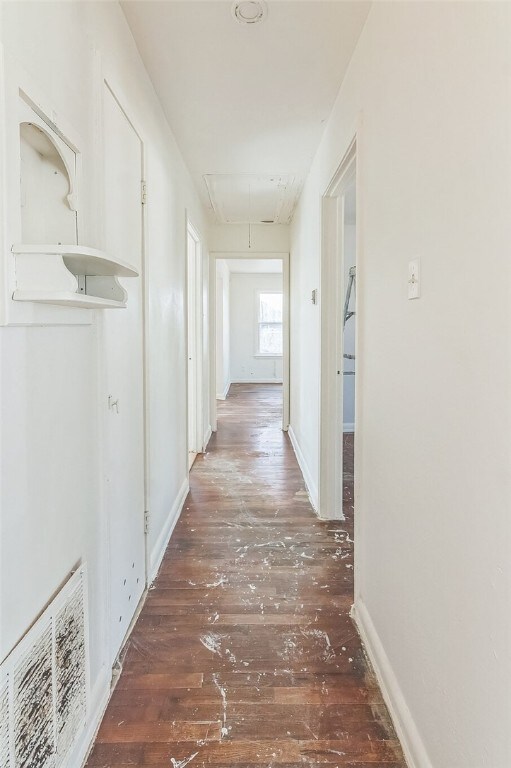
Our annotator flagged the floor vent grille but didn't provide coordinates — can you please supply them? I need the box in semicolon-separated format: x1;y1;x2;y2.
0;566;88;768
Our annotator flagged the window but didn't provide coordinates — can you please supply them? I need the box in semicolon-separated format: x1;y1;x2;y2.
257;292;283;355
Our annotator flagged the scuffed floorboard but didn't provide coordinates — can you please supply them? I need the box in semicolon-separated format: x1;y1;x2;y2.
87;383;405;767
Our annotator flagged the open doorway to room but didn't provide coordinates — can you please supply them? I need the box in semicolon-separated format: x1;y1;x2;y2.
319;138;358;525
186;218;203;469
341;180;357;530
211;254;289;432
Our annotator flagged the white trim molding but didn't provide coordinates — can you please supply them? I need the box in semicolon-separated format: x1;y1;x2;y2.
352;599;434;768
216;381;231;400
203;425;213;450
318;135;357;521
78;668;110;768
287;426;319;513
148;477;189;582
343;422;355;433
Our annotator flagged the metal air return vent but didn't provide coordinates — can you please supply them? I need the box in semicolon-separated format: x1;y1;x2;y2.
0;566;88;768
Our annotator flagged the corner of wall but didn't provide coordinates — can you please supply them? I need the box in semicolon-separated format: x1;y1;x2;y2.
352;599;433;768
287;425;319;512
216;381;231;400
203;424;213;450
78;665;111;768
149;477;189;583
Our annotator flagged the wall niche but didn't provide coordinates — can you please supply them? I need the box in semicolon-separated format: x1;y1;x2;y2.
1;70;139;322
20;121;77;246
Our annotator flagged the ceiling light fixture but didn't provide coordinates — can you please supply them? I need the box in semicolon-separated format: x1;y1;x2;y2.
231;0;267;25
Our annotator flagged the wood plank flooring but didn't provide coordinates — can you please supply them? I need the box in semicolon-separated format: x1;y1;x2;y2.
87;383;405;768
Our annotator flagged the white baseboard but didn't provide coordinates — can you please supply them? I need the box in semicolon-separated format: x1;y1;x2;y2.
343;422;355;433
216;381;231;400
78;479;190;767
203;425;212;450
148;477;189;582
231;378;283;384
353;599;433;768
77;667;110;768
287;425;319;512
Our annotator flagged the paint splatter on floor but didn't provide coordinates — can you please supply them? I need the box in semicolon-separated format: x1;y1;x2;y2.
86;384;405;767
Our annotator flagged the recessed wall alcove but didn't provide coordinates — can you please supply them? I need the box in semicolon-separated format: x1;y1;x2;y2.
9;97;138;312
20;121;78;246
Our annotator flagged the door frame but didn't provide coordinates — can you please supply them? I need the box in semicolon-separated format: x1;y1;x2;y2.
209;251;290;433
318;135;359;521
186;215;204;467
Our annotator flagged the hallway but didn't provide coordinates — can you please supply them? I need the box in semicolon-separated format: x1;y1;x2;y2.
1;4;509;766
87;384;405;767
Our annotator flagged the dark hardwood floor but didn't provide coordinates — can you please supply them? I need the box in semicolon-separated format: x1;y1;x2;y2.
87;383;405;767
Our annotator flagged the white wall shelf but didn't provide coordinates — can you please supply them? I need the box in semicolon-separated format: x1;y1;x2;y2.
12;244;139;309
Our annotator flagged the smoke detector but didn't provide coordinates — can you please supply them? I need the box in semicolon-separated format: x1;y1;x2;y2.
232;1;267;25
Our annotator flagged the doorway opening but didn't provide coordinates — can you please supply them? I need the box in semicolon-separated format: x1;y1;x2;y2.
186;218;203;469
341;180;357;541
319;138;358;524
210;254;289;432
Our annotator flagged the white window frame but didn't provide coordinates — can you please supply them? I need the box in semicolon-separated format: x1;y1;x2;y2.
255;289;283;358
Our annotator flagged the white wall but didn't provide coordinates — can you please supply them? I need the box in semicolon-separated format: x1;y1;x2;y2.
343;223;356;430
230;272;283;383
0;1;208;760
215;259;230;399
290;3;511;767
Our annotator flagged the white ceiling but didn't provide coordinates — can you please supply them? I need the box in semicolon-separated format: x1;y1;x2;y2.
122;1;371;224
223;258;282;273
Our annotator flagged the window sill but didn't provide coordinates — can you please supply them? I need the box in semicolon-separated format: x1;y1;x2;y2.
254;353;283;358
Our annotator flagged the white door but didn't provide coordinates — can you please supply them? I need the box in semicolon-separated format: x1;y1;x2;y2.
187;225;201;468
102;83;145;662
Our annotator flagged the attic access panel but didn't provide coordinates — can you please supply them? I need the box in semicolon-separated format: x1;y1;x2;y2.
204;173;299;224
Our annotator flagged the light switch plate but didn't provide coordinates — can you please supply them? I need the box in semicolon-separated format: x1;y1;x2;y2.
408;258;420;299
